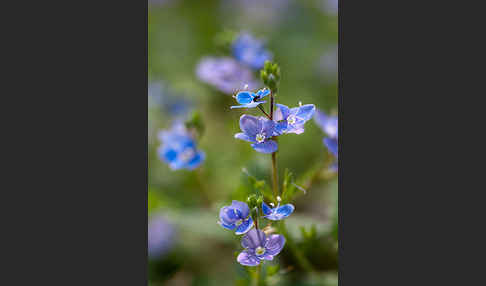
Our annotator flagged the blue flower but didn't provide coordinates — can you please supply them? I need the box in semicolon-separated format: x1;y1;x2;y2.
232;32;273;70
196;57;260;94
158;123;205;170
262;199;294;221
235;115;278;154
274;103;316;135
218;200;254;235
314;109;338;170
230;88;270;109
148;214;175;259
237;228;285;266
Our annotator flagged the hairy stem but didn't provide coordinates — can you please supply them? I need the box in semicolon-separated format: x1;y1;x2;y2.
257;105;271;119
269;91;279;199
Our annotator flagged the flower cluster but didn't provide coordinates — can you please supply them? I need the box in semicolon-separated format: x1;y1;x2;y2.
218;197;294;266
157;122;205;170
233;95;316;153
314;109;338;170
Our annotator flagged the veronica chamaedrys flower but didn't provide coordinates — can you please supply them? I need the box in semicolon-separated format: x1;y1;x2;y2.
314;109;338;170
148;214;175;259
273;103;316;135
237;228;285;266
218;200;254;235
230;88;270;109
158;123;205;170
235;115;278;154
196;57;260;94
261;196;294;221
232;32;273;70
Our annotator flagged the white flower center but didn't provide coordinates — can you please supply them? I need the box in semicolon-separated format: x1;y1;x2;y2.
179;148;195;162
235;219;243;227
255;246;266;256
255;133;265;143
287;115;296;125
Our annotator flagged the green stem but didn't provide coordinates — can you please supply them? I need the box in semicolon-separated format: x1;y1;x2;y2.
269;90;279;199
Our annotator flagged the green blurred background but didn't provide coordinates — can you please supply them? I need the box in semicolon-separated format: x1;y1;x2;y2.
149;0;338;285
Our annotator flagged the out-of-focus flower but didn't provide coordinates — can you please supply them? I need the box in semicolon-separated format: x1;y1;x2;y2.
148;214;175;259
232;32;273;70
262;196;294;221
158;122;205;170
220;0;291;28
314;109;338;170
230;88;270;109
274;103;316;135
218;200;254;235
196;57;259;94
318;44;338;83
237;228;285;266
235;115;278;154
148;82;191;116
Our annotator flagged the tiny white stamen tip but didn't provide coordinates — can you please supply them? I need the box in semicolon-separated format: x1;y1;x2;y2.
299;101;302;106
276;196;281;202
270;203;275;207
244;84;249;89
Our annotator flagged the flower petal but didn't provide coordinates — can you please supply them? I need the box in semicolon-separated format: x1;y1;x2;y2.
237;250;261;266
255;88;270;99
324;137;338;157
261;202;272;216
241;228;266;249
235;91;255;104
230;101;266;109
235;217;254;235
276;204;295;216
295;104;316;121
261;118;275;138
274;104;290;121
234;132;254;142
264;234;285;256
231;200;250;218
240;114;261;136
186;150;205;170
251;140;278;154
218;220;236;230
219;206;238;225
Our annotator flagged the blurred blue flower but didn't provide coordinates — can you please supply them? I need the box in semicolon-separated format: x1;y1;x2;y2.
232;32;273;70
274;103;316;135
314;109;338;170
218;200;254;235
230;88;270;109
318;44;338;83
158;123;205;170
262;199;294;221
148;82;191;116
148;214;175;259
235;115;278;154
196;57;260;94
237;228;285;266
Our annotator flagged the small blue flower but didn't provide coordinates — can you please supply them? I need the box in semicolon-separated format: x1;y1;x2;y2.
158;123;205;170
274;103;316;135
232;32;273;70
218;200;254;235
237;228;285;266
230;88;270;109
235;115;278;154
261;197;294;221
